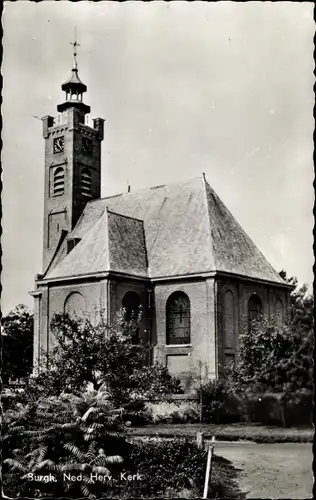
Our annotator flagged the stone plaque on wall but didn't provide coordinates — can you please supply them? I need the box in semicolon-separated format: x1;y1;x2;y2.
167;354;191;375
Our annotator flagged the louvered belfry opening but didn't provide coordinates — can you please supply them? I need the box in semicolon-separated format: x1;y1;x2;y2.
81;168;92;197
53;167;65;196
166;291;191;345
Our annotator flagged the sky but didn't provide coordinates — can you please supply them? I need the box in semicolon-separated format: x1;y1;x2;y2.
2;1;314;314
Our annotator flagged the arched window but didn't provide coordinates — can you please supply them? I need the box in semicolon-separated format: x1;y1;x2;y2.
166;292;190;345
53;167;65;196
64;292;86;318
122;291;140;344
275;299;284;327
81;168;92;198
248;294;263;331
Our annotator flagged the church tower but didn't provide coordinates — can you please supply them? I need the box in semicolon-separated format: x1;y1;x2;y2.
42;37;104;271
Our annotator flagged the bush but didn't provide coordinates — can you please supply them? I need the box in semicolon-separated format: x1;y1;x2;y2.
147;399;200;425
283;389;313;426
3;389;132;498
235;387;314;427
122;400;153;426
3;402;240;498
2;305;33;383
34;313;183;407
197;380;241;424
126;438;240;498
168;408;200;424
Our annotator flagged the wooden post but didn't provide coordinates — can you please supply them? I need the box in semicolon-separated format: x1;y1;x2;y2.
196;431;204;449
203;436;215;499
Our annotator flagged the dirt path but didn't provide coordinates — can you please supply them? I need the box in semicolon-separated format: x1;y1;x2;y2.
211;441;313;499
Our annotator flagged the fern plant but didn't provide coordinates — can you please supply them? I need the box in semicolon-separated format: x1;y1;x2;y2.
60;442;123;498
3;388;128;498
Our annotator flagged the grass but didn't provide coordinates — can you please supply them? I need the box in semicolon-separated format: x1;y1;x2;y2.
127;422;314;443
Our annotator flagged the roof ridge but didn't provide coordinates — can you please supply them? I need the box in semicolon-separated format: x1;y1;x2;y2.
201;176;217;270
86;175;205;204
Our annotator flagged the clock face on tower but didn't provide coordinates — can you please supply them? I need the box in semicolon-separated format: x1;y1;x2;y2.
82;137;93;155
53;136;64;154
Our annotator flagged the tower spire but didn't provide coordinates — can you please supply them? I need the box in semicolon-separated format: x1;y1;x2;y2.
57;29;90;115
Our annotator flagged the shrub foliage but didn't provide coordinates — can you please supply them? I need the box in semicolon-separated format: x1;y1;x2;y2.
33;312;182;407
2;304;33;383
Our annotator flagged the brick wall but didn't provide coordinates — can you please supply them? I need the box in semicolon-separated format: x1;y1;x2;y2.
37;279;107;353
42;108;103;272
216;276;290;373
151;278;216;388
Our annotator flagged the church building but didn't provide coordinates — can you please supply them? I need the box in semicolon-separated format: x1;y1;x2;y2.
31;48;292;388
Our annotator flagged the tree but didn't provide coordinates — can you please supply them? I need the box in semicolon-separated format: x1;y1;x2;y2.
279;269;313;331
230;317;313;397
32;312;182;406
227;273;313;424
2;305;33;383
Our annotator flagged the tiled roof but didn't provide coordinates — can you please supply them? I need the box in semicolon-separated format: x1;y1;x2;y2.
46;209;109;279
107;210;147;276
204;183;285;283
44;176;286;285
46;209;147;279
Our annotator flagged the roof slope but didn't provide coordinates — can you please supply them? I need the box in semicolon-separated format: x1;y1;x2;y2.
44;176;286;285
46;209;109;279
204;182;285;283
46;209;148;279
107;210;147;276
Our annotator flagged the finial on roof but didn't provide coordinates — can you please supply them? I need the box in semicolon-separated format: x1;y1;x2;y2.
57;28;90;115
70;27;80;70
202;172;206;181
127;181;131;193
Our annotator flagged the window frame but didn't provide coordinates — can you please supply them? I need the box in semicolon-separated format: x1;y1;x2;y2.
166;291;191;346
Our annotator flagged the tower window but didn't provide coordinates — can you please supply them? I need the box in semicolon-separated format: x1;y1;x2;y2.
166;292;191;345
53;167;65;196
81;168;92;197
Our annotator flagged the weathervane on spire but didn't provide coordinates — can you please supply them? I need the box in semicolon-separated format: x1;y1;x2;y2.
70;27;80;70
58;27;90;114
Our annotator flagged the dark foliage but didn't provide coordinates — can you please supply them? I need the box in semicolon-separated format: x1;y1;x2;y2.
126;438;240;498
196;379;241;424
2;305;33;383
31;312;182;408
